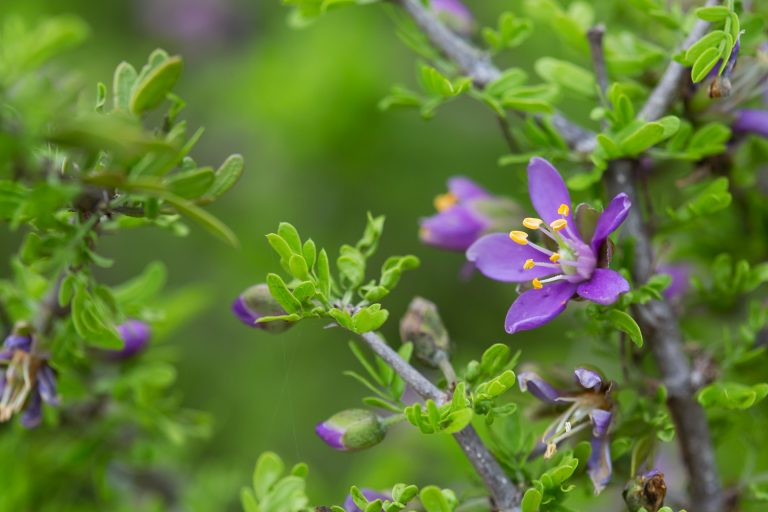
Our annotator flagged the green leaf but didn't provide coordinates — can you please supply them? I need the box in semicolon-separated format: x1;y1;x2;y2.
535;57;596;97
278;223;302;253
160;192;238;246
419;486;453;512
317;249;332;298
113;61;138;112
695;6;730;22
337;245;366;289
253;452;285;500
620;116;679;155
130;55;183;114
521;488;542;512
698;382;768;410
165;167;215;199
352;304;389;333
606;310;643;347
113;261;167;306
685;30;726;65
266;273;302;314
288;254;310;281
206;154;244;199
691;46;722;83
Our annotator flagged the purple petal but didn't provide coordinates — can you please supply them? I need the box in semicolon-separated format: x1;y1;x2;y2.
467;233;557;283
574;368;602;391
527;157;581;240
38;366;59;406
0;350;12;361
518;371;562;403
421;206;489;252
448;176;489;202
344;489;391;512
232;295;259;326
315;421;345;451
658;264;691;300
504;281;578;334
113;320;151;358
576;269;629;305
3;334;32;352
733;109;768;138
20;391;43;429
588;435;613;495
590;409;612;438
590;193;631;254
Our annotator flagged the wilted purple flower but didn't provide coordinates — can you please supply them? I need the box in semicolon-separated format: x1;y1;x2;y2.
707;37;740;98
732;109;768;138
109;320;151;359
519;368;614;494
467;158;631;334
232;284;294;333
0;332;59;428
344;489;391;512
430;0;473;35
315;409;386;451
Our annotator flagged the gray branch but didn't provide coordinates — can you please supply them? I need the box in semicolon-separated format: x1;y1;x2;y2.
605;162;723;512
601;4;724;511
360;331;522;511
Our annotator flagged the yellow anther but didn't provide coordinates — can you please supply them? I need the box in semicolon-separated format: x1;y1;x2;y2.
523;259;536;270
558;203;570;216
509;230;529;245
433;192;458;212
549;253;561;263
522;217;543;230
532;278;543;289
550;219;567;232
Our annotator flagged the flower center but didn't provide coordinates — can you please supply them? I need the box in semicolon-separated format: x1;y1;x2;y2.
509;203;594;289
433;192;458;212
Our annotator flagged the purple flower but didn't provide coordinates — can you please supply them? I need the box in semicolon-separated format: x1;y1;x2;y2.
420;177;493;252
732;109;768;138
232;284;295;333
467;158;631;334
110;320;151;359
657;264;691;301
344;489;391;512
519;368;614;494
315;409;386;452
707;37;740;98
430;0;473;35
0;332;59;428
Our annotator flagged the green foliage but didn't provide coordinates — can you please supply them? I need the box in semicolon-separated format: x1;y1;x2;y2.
262;214;419;333
681;3;740;82
520;450;585;512
380;65;471;119
698;382;768;410
692;253;768;305
241;452;310;512
346;341;412;412
482;12;533;54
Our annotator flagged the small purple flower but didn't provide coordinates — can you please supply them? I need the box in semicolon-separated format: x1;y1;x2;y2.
315;409;386;452
232;284;295;333
467;158;631;334
344;489;391;512
0;332;59;428
657;264;691;301
110;320;151;359
420;177;493;252
732;109;768;138
519;367;614;494
430;0;473;35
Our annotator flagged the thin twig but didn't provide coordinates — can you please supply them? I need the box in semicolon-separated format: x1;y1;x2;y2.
587;24;609;99
360;331;521;511
395;0;594;150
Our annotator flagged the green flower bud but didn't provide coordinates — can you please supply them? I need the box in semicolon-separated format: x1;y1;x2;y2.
315;409;386;451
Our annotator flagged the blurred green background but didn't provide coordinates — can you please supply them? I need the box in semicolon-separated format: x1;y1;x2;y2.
0;0;635;509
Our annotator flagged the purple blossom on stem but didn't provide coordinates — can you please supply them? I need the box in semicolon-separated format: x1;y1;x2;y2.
109;319;151;359
518;368;614;494
314;409;386;451
0;333;59;428
420;177;493;252
232;284;295;333
658;264;691;301
732;109;768;138
344;489;391;512
467;158;631;334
